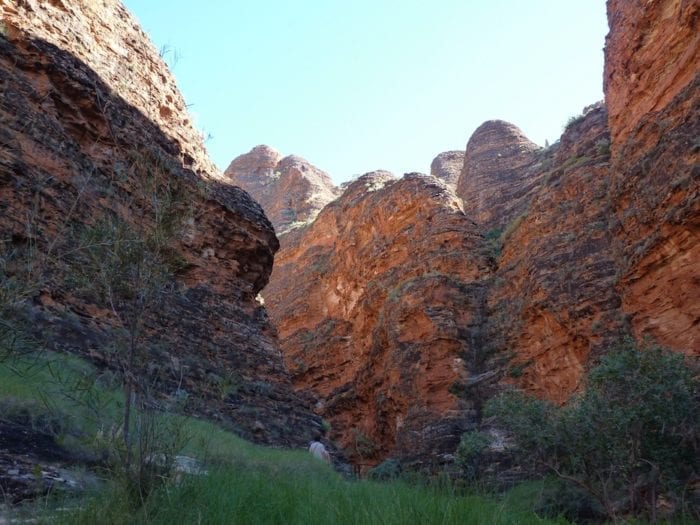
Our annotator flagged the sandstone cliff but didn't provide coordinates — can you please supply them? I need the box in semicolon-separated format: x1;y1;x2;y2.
605;0;699;353
224;145;340;234
456;120;544;231
260;0;699;467
0;0;320;447
486;103;627;403
264;172;492;469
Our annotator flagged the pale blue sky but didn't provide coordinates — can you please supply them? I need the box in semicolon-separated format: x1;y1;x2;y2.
123;1;608;184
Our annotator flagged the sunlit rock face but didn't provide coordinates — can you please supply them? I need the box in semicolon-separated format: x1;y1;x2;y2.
454;120;542;234
0;0;322;448
261;0;699;468
224;145;340;234
604;0;700;354
486;103;626;404
264;171;493;469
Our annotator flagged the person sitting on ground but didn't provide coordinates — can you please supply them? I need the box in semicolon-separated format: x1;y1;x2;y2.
308;430;331;464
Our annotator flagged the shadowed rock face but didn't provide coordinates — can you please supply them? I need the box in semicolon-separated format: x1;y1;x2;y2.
604;0;699;354
264;172;492;469
430;151;464;188
0;0;218;180
456;120;543;231
224;145;340;234
0;0;321;447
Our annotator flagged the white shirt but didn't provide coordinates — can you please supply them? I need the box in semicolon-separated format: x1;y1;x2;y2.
309;441;330;463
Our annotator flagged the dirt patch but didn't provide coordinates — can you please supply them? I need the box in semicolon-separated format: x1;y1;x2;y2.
0;421;95;504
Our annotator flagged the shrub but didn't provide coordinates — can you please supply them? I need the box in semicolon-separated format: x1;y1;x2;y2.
455;431;490;481
594;138;610;156
368;458;401;481
486;341;699;521
564;113;585;130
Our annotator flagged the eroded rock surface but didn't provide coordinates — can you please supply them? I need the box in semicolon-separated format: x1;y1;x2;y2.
225;145;339;234
0;0;320;448
430;151;464;188
263;0;699;466
265;172;492;469
605;0;700;354
456;120;543;231
486;104;626;403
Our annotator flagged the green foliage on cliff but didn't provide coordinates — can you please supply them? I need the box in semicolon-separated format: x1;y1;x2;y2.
487;341;699;521
455;431;491;481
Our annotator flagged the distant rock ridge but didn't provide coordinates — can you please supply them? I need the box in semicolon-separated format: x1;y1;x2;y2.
224;145;340;234
456;120;543;231
430;151;464;188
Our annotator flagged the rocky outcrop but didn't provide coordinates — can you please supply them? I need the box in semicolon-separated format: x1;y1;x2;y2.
0;0;216;181
486;104;627;403
224;145;339;234
0;0;320;447
604;0;699;158
456;120;544;231
604;0;699;354
264;172;492;469
430;151;464;188
263;0;699;465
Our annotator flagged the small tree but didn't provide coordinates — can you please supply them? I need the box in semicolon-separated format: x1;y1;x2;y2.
0;241;40;365
65;149;191;478
487;341;699;521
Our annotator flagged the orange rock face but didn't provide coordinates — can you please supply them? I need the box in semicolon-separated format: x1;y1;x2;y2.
225;145;339;234
0;0;320;446
604;0;699;159
264;172;492;467
488;104;627;403
260;0;699;464
604;0;699;354
0;0;216;180
456;120;544;231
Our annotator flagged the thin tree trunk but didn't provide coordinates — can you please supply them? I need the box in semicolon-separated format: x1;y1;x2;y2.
123;323;137;468
123;377;133;468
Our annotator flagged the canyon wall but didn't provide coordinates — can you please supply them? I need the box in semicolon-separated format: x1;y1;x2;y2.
264;172;492;468
247;0;698;466
604;0;699;353
0;0;320;446
485;104;627;403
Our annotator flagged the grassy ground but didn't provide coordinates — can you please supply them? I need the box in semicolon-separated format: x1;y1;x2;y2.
65;460;561;525
1;353;564;524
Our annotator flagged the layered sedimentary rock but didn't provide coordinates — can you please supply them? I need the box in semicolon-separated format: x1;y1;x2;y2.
0;0;320;448
456;120;543;231
225;145;339;234
604;0;699;353
265;172;492;468
486;104;627;402
430;151;464;188
255;0;699;468
604;0;699;156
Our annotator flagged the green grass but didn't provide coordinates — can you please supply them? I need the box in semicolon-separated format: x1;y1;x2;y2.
1;352;563;524
64;465;561;525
